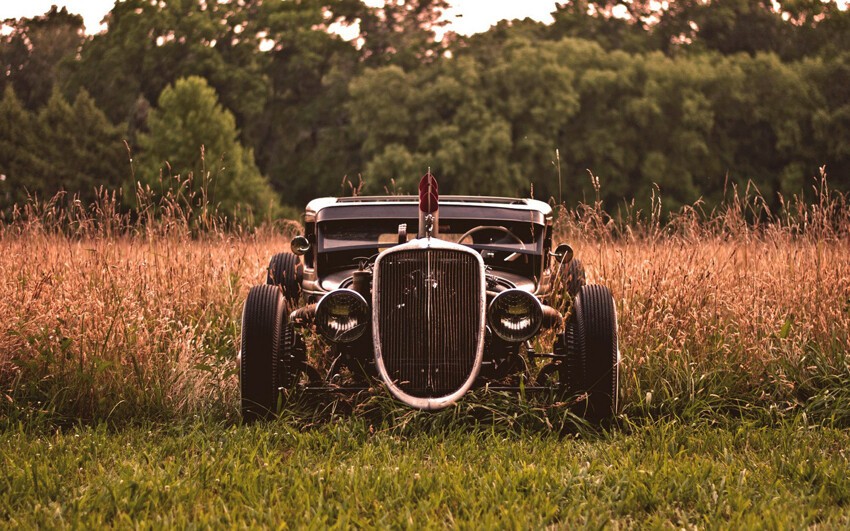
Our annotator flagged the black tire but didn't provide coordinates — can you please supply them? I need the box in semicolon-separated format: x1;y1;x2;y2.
240;285;288;421
560;258;586;299
266;252;302;303
558;284;619;422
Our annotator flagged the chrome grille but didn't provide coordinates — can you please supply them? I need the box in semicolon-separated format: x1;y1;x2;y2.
375;247;483;399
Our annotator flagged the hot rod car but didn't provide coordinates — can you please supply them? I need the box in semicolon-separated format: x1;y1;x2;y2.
239;174;619;421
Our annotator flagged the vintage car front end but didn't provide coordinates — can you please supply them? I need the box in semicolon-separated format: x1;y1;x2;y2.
239;173;619;421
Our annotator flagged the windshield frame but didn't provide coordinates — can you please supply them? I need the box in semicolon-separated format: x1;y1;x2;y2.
317;217;546;256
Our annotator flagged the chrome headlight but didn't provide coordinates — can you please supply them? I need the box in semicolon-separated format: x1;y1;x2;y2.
487;289;543;343
316;289;370;343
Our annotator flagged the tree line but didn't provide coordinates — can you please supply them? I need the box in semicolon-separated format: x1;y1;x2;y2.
1;0;849;217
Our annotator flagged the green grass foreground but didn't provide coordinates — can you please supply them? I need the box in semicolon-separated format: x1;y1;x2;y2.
2;418;849;528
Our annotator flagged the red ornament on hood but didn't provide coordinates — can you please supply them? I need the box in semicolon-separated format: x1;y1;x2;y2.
418;171;439;214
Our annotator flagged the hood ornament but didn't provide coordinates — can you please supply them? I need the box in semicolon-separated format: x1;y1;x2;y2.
418;170;439;238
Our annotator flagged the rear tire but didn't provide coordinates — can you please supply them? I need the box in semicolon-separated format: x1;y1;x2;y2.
558;284;619;422
240;285;288;421
266;252;302;303
560;258;586;298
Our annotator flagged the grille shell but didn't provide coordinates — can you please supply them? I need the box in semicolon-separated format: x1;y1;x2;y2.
372;239;485;410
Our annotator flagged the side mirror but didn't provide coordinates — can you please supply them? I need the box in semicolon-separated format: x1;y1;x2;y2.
551;243;574;264
290;235;311;256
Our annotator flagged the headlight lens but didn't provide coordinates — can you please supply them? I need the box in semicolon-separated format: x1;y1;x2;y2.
316;289;370;343
487;289;543;343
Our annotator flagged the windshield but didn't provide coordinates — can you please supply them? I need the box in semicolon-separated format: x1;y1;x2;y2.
320;218;544;254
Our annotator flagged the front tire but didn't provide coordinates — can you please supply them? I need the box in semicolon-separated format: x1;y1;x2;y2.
240;285;288;421
559;284;619;422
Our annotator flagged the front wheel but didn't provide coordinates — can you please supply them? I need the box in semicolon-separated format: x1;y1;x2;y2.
240;285;288;421
558;284;619;422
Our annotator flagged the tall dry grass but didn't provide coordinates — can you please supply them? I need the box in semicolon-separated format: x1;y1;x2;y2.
0;187;299;424
564;171;850;422
1;173;849;426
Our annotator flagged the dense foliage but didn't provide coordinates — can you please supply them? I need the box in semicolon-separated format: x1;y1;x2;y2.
1;1;850;215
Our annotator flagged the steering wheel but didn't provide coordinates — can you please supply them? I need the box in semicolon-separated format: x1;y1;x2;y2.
457;226;526;250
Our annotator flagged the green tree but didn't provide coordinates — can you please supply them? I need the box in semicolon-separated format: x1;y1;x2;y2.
672;0;788;57
804;53;850;191
249;0;363;205
66;0;268;141
798;2;850;59
358;0;452;70
69;90;128;196
0;6;85;110
707;53;818;199
351;33;838;209
138;76;278;219
0;86;48;209
349;60;522;196
549;0;658;52
249;0;457;205
36;89;127;204
350;38;584;199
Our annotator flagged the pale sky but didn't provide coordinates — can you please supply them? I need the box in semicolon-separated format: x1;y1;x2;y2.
0;0;560;35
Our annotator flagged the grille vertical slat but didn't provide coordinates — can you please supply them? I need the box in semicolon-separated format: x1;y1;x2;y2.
376;248;482;398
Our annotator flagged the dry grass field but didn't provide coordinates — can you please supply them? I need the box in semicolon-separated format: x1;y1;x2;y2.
2;180;848;426
1;180;850;526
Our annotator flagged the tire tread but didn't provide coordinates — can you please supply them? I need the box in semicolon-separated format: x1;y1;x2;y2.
563;284;618;422
240;285;286;420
